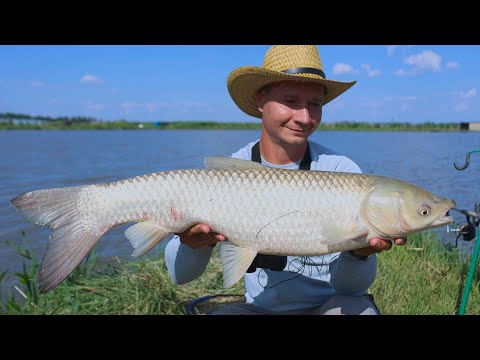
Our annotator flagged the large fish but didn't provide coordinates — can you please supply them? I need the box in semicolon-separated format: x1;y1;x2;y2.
11;157;455;293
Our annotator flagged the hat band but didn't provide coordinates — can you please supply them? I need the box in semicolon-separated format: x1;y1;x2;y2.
282;67;326;79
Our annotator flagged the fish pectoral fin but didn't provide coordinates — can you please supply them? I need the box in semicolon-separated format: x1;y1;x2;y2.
204;157;269;170
320;224;369;245
125;221;174;258
218;242;257;288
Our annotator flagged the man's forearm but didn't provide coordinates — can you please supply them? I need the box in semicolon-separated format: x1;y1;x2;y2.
164;235;214;285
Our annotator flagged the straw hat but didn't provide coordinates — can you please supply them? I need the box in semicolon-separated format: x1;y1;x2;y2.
227;45;357;118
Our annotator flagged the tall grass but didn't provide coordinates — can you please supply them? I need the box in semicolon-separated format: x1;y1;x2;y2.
0;240;241;315
1;232;478;315
371;232;480;315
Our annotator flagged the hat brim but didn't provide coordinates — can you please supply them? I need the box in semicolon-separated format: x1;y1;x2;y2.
227;66;357;118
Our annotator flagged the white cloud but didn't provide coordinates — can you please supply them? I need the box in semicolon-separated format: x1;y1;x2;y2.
31;81;45;88
361;64;381;77
332;63;358;75
404;50;442;73
48;98;58;104
80;74;103;85
394;69;408;77
386;45;399;56
452;88;477;99
454;102;469;112
446;61;459;69
450;89;476;113
399;96;417;101
395;50;442;76
462;88;476;98
367;69;381;77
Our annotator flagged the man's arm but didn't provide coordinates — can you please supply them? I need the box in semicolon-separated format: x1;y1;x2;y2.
164;224;226;285
328;251;377;295
165;236;215;285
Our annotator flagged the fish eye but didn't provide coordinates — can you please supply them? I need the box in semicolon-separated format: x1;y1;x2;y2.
419;207;431;216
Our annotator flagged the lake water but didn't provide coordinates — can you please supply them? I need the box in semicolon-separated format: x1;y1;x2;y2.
2;130;480;294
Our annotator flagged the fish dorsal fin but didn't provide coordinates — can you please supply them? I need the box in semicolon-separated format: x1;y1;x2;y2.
218;242;258;288
204;157;268;170
125;221;174;258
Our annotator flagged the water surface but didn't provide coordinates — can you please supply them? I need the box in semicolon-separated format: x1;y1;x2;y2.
2;130;479;291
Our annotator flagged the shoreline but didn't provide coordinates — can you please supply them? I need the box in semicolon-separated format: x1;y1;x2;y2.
0;113;468;132
0;122;467;132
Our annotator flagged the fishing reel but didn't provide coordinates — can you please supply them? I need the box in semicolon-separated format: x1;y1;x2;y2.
446;203;480;250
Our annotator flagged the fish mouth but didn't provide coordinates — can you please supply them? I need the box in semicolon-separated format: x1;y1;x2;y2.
434;200;456;225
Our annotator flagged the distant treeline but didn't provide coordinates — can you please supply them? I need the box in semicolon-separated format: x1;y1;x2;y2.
0;112;96;123
0;112;463;131
318;121;460;131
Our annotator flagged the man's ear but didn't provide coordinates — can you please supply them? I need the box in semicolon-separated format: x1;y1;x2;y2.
256;89;266;115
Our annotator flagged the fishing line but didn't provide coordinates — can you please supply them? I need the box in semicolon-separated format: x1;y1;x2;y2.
256;256;306;289
256;254;333;289
299;255;329;276
256;211;300;238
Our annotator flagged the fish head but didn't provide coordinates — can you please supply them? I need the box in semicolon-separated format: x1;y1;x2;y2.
361;178;456;239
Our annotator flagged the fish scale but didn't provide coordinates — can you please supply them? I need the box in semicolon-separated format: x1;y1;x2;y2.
78;168;373;254
10;157;455;292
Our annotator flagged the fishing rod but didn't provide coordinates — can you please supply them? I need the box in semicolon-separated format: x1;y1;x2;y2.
446;150;480;315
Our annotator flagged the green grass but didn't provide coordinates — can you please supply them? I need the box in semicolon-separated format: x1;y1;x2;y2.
1;232;479;315
370;232;480;315
0;241;242;315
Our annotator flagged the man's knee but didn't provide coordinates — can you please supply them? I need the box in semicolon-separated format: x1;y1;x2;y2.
208;303;265;315
315;294;380;315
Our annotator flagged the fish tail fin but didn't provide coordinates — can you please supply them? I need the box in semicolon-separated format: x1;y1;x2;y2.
10;186;105;293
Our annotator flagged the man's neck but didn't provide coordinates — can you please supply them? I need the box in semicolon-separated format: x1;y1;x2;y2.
259;135;308;165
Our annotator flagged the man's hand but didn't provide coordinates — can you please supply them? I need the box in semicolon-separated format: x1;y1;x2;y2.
176;223;227;249
352;237;407;257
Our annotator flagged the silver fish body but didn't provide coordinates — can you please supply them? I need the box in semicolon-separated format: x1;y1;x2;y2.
11;157;455;292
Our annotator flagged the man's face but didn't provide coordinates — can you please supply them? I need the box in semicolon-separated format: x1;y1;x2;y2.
256;81;325;146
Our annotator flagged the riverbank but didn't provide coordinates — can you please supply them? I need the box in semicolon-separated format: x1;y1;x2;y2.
0;111;468;131
0;120;464;132
2;232;479;315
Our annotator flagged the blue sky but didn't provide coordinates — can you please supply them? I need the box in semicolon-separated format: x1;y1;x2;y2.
0;45;478;123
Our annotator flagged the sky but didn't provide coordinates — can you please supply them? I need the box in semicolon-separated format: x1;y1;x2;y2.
0;45;479;123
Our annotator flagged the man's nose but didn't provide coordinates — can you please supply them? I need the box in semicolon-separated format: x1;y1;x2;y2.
292;107;311;124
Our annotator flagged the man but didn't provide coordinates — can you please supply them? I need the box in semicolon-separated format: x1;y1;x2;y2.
164;45;407;315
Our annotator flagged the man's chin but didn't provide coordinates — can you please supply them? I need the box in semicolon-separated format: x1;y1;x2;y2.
281;138;308;147
287;133;310;143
